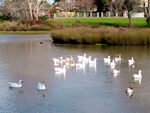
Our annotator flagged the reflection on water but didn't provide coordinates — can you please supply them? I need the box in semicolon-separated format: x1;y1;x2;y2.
0;35;150;112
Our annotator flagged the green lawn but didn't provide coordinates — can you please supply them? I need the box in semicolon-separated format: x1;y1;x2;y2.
54;17;147;27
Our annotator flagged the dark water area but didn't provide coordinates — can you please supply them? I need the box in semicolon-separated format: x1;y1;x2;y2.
0;35;150;113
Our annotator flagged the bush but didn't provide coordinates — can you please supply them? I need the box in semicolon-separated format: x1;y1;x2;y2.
39;15;49;21
0;13;13;21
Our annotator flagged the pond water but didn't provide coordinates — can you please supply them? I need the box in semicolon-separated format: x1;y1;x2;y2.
0;34;150;113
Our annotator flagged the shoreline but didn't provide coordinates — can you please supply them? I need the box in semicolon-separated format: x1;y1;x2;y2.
0;31;50;34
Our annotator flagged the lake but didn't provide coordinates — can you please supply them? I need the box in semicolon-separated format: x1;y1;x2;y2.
0;34;150;113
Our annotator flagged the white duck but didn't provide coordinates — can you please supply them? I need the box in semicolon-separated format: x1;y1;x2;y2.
8;80;23;88
113;69;120;75
55;65;66;73
37;81;46;90
104;56;111;64
133;70;142;80
128;57;135;66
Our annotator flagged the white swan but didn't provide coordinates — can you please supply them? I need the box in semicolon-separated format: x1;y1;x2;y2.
55;65;66;73
133;70;142;80
104;56;111;64
8;80;23;88
37;81;46;90
128;57;135;66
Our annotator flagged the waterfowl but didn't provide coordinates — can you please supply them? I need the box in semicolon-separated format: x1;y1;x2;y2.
55;65;66;73
114;55;121;62
113;69;120;75
126;83;134;97
8;80;23;88
53;58;60;65
89;58;97;65
128;57;135;66
75;63;85;69
110;60;115;69
133;70;142;80
78;53;87;62
104;56;111;64
37;81;46;90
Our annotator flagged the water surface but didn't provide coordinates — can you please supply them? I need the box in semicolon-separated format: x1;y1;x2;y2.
0;35;150;113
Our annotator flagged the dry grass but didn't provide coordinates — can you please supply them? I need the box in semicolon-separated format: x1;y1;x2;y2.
51;27;150;45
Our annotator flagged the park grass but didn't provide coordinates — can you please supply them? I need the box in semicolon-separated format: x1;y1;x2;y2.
51;26;150;45
54;17;147;27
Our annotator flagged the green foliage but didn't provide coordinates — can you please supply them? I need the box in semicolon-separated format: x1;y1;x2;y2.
95;0;108;12
124;0;141;12
39;15;49;21
49;9;57;14
0;13;13;21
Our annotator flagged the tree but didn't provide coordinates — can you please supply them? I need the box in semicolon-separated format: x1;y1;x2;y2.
3;0;51;20
112;0;124;12
143;0;150;26
124;0;141;27
95;0;108;12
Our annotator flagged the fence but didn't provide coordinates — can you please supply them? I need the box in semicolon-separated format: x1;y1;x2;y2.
53;11;126;19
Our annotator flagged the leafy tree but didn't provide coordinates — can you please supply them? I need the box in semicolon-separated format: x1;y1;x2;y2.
95;0;108;12
124;0;141;27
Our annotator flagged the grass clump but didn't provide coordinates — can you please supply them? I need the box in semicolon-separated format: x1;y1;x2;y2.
51;26;150;45
0;20;64;31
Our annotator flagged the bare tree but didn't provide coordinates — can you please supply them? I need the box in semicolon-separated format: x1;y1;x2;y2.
113;0;124;12
27;0;50;21
124;0;141;27
3;0;51;20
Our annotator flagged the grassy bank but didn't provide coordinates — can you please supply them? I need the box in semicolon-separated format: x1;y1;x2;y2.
54;18;147;27
0;20;64;31
51;27;150;45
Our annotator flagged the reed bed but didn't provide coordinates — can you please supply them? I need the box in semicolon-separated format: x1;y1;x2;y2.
51;27;150;45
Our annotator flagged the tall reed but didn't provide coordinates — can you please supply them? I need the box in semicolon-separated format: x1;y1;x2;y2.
51;27;150;45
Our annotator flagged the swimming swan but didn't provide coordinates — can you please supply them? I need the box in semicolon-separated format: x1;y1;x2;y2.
8;80;23;88
37;81;46;90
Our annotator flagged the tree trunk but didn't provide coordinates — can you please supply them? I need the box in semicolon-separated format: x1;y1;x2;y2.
35;6;39;21
28;0;33;20
128;11;132;27
148;0;150;17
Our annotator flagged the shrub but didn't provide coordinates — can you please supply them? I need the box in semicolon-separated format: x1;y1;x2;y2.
39;15;49;21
